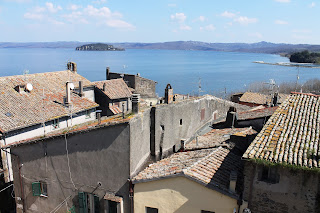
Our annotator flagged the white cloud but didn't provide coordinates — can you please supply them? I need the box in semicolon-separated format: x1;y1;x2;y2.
61;11;88;24
248;32;263;38
180;25;191;30
309;2;316;8
84;5;122;19
45;2;62;13
92;0;107;4
168;3;177;7
105;20;135;29
234;16;258;25
68;4;81;11
292;29;312;33
221;11;236;18
170;13;186;23
274;0;290;2
275;20;288;25
198;16;206;22
200;24;215;31
24;12;44;20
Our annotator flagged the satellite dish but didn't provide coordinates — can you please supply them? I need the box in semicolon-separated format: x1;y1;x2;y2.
26;83;33;92
69;83;75;90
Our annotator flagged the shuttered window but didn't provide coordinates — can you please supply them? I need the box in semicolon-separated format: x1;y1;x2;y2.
32;182;41;196
78;192;88;213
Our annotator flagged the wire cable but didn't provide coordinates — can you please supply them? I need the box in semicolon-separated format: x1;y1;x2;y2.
65;133;77;190
0;184;13;193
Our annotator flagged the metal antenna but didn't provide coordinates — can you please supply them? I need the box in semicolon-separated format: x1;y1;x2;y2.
295;66;300;92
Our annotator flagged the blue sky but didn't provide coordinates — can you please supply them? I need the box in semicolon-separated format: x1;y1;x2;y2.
0;0;318;44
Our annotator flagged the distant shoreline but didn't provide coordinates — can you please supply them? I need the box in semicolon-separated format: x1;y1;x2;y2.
1;41;320;55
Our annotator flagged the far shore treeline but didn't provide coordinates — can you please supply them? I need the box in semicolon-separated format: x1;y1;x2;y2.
289;50;320;64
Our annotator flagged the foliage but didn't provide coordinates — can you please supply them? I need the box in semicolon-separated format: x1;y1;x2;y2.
290;50;320;64
247;78;320;95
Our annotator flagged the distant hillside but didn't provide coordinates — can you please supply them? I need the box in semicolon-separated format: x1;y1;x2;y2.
289;50;320;63
75;43;124;51
1;41;320;55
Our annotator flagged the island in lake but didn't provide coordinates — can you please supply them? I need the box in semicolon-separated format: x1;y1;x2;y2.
75;43;125;51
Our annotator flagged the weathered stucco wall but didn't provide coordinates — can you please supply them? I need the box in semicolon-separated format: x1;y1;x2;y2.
11;123;131;213
152;95;245;159
129;109;152;177
134;76;156;98
134;176;238;213
243;161;320;213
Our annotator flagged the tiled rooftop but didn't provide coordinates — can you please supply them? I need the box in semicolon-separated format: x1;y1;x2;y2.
94;79;132;100
237;106;278;120
186;127;257;150
240;92;289;105
0;70;98;133
243;93;320;169
133;147;242;196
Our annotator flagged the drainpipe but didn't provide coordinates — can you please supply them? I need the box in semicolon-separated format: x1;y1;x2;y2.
129;180;134;213
1;148;25;213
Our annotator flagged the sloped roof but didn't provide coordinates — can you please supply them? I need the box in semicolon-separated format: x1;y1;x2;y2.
243;93;320;169
237;106;278;120
94;79;132;99
0;70;98;133
133;147;242;197
185;127;257;150
240;92;289;105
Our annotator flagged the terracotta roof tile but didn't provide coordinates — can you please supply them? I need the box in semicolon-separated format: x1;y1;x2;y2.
243;93;320;169
186;127;257;150
94;79;132;100
133;147;242;194
240;92;289;105
237;106;278;120
0;71;98;133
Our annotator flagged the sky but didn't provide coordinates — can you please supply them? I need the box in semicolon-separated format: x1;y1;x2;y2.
0;0;319;44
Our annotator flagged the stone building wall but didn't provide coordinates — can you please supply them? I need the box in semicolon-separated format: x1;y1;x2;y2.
243;161;320;213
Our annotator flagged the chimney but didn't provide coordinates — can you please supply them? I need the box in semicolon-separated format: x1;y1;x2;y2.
229;171;237;193
67;62;77;73
165;84;173;104
103;83;107;92
106;67;110;80
132;94;140;114
79;81;84;97
180;139;186;151
65;82;72;105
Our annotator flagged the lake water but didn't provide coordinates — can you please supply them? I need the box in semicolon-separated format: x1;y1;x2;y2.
0;48;319;96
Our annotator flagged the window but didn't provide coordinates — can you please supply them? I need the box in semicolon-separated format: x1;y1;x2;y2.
201;210;215;213
108;201;117;213
180;119;183;125
260;166;280;184
86;109;93;119
32;181;47;197
146;207;158;213
201;108;205;121
78;192;100;213
52;118;59;129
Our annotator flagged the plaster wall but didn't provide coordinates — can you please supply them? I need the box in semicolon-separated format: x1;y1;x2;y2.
152;96;238;158
129;109;152;177
243;161;320;213
134;176;238;213
11;123;131;213
1;110;96;182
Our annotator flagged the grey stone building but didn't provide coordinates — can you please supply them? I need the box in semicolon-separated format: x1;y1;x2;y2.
8;95;250;213
94;79;132;116
242;92;320;213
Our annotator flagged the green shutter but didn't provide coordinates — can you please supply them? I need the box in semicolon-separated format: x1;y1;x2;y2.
78;192;88;213
32;182;41;196
94;195;100;213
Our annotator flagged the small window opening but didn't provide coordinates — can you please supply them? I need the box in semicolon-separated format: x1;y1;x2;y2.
146;207;158;213
160;125;165;131
260;166;279;184
180;119;183;125
32;181;48;197
52;119;59;129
